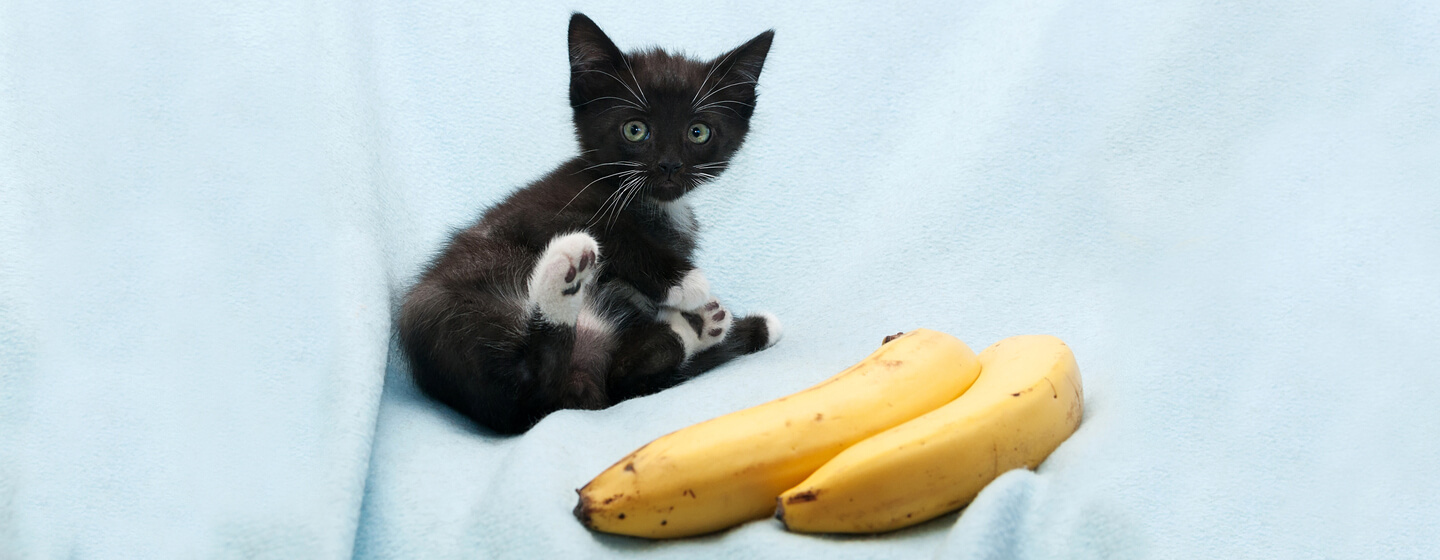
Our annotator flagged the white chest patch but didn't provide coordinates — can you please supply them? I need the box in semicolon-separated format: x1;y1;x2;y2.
657;200;698;234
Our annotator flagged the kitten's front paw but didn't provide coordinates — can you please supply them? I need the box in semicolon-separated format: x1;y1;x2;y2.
664;299;732;357
529;232;600;325
662;269;711;311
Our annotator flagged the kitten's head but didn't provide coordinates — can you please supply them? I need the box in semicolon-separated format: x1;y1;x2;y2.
568;13;773;202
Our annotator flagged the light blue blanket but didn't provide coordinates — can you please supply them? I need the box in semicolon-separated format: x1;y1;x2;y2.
3;0;1437;558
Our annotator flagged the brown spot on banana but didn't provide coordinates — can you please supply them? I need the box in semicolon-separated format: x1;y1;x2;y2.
786;490;820;504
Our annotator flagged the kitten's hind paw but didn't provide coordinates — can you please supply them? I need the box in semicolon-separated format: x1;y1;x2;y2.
528;232;600;325
665;299;733;357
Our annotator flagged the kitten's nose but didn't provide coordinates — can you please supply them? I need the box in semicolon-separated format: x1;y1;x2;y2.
658;161;683;177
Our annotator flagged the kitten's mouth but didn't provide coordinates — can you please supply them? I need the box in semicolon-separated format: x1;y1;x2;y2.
651;179;686;202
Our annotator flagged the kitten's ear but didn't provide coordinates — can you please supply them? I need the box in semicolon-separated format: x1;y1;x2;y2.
569;13;627;107
702;30;774;115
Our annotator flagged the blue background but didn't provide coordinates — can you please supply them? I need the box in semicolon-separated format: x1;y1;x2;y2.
2;1;1437;557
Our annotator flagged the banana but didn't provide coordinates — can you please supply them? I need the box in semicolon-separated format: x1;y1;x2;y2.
575;329;981;538
776;335;1083;534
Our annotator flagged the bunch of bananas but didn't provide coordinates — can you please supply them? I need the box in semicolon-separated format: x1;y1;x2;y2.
574;329;1083;538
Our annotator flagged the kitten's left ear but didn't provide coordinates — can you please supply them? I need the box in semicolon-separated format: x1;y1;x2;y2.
702;30;774;115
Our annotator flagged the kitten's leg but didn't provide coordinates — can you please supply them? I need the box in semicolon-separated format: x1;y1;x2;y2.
527;232;600;325
602;301;726;402
400;232;617;435
674;312;783;376
523;232;616;411
660;268;712;312
607;305;782;403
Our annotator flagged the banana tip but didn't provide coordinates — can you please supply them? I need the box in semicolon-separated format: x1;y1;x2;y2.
573;493;594;528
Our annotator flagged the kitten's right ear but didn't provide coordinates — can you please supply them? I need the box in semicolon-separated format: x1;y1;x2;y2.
568;13;627;108
568;13;624;73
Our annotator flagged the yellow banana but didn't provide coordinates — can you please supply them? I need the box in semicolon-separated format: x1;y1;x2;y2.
575;329;981;538
776;335;1083;534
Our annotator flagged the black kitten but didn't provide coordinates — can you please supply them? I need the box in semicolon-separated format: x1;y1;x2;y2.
398;14;780;435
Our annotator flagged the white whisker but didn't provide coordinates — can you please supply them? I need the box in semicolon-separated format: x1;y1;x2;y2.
611;177;647;229
692;49;740;108
694;80;759;108
572;160;643;174
696;99;754;117
698;107;745;119
597;104;640;117
559;169;642;215
700;99;755;109
622;60;650;108
589;175;638;228
573;69;648;110
574;96;644;110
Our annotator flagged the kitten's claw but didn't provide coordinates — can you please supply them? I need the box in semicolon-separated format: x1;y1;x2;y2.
529;232;601;325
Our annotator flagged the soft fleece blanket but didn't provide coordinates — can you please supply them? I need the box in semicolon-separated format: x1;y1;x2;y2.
2;0;1437;558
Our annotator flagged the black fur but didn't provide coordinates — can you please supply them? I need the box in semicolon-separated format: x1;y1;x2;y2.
398;14;776;435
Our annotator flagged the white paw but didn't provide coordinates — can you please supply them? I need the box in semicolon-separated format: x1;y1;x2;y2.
662;268;711;311
528;232;600;325
664;298;732;357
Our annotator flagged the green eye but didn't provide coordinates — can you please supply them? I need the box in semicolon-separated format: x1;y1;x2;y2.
622;120;649;142
688;123;711;144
